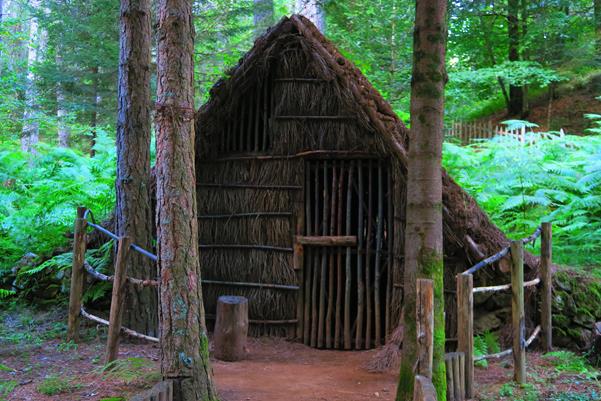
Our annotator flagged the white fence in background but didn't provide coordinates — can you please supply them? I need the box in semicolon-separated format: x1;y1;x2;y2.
445;121;564;144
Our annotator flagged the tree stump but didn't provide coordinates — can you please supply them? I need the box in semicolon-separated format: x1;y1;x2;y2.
213;296;249;361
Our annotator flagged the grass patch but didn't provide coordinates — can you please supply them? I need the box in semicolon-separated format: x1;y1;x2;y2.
100;357;160;385
36;375;80;396
0;380;17;401
544;351;600;380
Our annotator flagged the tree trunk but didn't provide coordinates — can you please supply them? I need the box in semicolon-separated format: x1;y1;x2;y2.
253;0;273;37
396;1;447;400
595;0;601;56
507;0;523;117
155;0;217;399
21;0;41;154
116;0;157;336
521;0;529;117
90;66;99;157
56;52;70;148
296;0;326;33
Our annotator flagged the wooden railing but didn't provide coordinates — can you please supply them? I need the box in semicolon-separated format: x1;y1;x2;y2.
66;207;160;366
445;120;564;144
456;222;553;398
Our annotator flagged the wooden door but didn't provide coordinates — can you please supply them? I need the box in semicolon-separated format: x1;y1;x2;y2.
297;158;393;350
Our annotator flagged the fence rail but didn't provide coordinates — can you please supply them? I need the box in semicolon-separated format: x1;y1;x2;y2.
445;120;564;144
457;222;553;398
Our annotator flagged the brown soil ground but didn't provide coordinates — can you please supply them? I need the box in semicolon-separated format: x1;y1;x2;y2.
1;308;600;401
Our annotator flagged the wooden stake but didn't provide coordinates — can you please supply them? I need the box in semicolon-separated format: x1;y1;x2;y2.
511;240;526;383
541;222;553;352
311;164;319;347
317;161;329;348
262;80;269;151
374;162;384;346
326;163;337;348
105;236;132;364
416;278;434;378
457;273;473;399
67;207;87;343
334;166;345;349
344;162;353;349
355;160;365;349
365;161;373;348
385;167;393;338
303;165;312;345
445;355;455;401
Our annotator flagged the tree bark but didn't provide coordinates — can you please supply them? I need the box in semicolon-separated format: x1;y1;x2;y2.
253;0;273;37
56;51;70;148
595;0;601;55
90;66;99;157
296;0;326;33
396;0;447;400
507;0;523;116
155;0;217;399
116;0;157;337
21;0;41;154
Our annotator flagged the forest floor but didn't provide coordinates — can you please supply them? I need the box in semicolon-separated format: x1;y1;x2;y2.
1;307;599;401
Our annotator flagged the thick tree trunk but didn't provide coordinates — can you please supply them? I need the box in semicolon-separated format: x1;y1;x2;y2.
396;1;447;400
296;0;325;33
90;66;99;157
155;0;217;399
507;0;523;117
116;0;157;336
253;0;273;37
21;0;41;154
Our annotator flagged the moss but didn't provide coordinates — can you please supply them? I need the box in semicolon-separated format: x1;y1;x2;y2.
395;360;415;401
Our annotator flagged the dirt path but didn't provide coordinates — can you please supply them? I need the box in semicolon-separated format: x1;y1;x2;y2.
213;338;396;401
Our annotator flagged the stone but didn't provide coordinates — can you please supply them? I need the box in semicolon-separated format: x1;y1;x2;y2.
474;311;501;333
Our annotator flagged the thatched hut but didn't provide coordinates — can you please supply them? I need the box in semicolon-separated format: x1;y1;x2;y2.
195;15;535;350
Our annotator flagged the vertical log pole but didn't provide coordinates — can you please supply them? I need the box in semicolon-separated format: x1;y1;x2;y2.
355;160;365;349
511;240;526;383
374;162;384;346
317;161;329;348
385;167;393;338
294;241;304;340
416;278;434;378
456;273;473;399
541;222;553;352
365;161;373;347
344;163;354;350
303;164;312;345
334;166;345;349
67;206;87;342
105;236;132;364
326;162;337;348
311;163;319;348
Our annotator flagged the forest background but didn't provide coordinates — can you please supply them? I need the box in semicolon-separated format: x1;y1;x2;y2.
1;0;600;302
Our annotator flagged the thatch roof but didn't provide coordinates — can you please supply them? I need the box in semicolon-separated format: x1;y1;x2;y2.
195;14;537;276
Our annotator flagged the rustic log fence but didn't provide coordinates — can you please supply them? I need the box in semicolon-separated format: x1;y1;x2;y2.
445;120;564;144
66;207;160;365
414;278;438;401
457;222;553;399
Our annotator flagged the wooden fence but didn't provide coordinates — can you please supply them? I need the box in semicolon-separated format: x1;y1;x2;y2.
414;278;438;401
66;207;160;366
456;222;553;399
445;120;564;144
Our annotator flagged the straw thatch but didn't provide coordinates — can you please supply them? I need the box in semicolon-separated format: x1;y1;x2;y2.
194;15;537;341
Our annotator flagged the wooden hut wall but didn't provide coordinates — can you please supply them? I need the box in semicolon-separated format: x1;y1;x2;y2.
196;42;399;339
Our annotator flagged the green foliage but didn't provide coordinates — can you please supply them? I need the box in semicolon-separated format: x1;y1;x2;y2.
0;132;115;297
544;351;600;380
100;357;159;385
0;380;17;401
550;390;601;401
473;331;500;368
36;375;80;396
443;130;601;269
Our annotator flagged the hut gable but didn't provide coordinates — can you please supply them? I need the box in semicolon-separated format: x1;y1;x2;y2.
195;15;535;349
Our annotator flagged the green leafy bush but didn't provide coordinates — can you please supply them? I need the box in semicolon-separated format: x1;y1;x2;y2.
0;131;115;297
36;375;80;396
443;128;601;269
544;351;600;380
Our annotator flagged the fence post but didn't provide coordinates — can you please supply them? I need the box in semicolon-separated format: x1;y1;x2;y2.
456;273;473;399
105;236;132;364
511;240;526;383
67;206;87;342
416;278;434;378
541;222;553;352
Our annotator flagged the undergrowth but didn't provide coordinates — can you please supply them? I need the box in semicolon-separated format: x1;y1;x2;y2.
443;120;601;270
